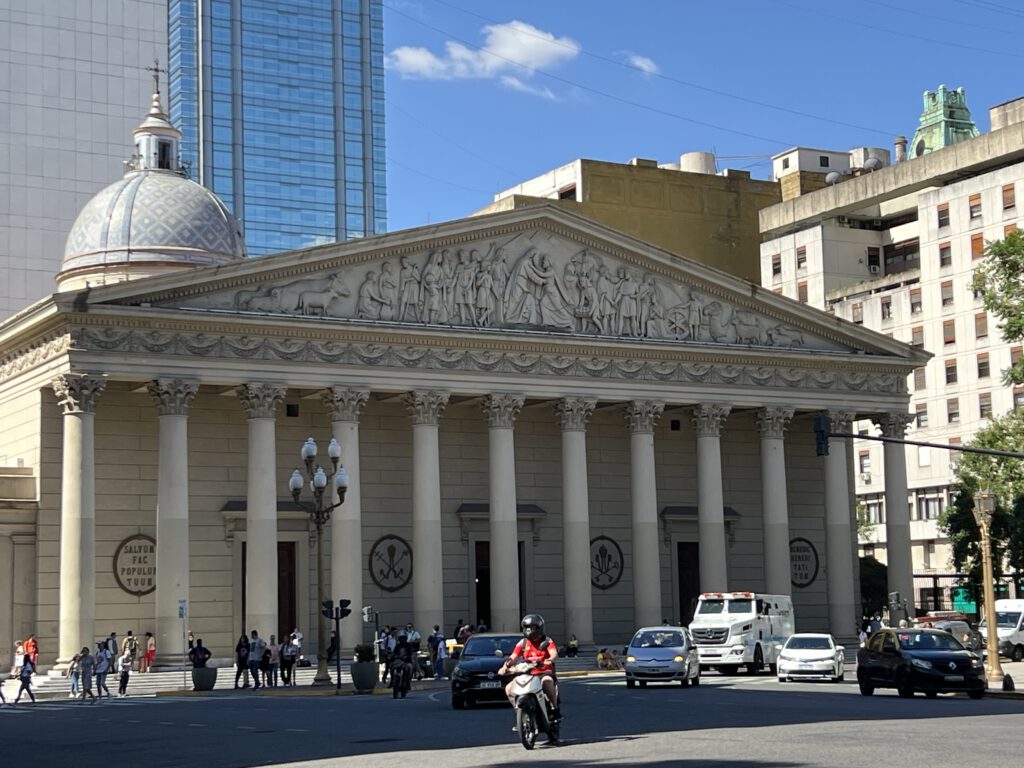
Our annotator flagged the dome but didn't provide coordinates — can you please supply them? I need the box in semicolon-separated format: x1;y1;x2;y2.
57;86;247;291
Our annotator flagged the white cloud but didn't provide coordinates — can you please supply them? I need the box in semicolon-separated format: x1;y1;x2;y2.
386;20;579;86
623;51;659;76
500;75;558;101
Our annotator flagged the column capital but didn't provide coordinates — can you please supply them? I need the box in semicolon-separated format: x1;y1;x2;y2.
879;411;914;439
51;373;106;414
756;406;794;440
826;410;857;434
555;397;596;432
482;394;525;428
692;403;731;437
147;379;199;416
236;383;285;419
624;400;664;434
403;390;450;426
322;387;370;422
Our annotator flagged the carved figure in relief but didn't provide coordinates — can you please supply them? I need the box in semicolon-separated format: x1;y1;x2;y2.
475;266;494;325
678;286;704;340
356;271;386;319
487;245;508;324
766;324;805;347
398;256;421;322
441;249;457;322
238;273;350;315
594;265;619;335
537;254;574;329
730;310;764;345
421;251;444;324
616;268;641;336
455;250;477;325
642;276;665;338
378;261;397;321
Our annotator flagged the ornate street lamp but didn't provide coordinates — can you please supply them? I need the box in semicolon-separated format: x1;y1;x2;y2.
973;489;1005;684
289;437;348;685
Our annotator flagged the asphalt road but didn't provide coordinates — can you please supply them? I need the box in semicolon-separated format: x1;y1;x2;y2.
2;672;1022;768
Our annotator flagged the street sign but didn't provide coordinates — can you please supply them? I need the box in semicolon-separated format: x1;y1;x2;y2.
178;599;188;619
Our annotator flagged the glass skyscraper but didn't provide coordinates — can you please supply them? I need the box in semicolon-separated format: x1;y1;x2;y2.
168;0;386;256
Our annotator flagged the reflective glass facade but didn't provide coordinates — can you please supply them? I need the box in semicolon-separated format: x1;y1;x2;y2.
168;0;386;256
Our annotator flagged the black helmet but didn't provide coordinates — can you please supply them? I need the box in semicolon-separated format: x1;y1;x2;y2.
521;614;545;641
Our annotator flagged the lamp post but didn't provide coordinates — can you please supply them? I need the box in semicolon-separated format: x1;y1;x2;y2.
973;489;1005;685
289;437;348;686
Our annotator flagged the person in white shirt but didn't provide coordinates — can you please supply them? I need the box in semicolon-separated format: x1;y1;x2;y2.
94;642;112;698
117;651;132;697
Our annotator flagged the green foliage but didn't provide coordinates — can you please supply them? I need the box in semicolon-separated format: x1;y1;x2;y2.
859;556;888;619
353;643;376;663
855;502;875;540
973;230;1024;385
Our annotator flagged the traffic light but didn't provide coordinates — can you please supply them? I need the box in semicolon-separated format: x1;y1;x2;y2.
322;599;334;620
813;414;831;457
362;606;373;623
338;599;352;620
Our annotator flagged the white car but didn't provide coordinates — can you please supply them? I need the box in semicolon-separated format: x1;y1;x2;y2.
776;633;845;682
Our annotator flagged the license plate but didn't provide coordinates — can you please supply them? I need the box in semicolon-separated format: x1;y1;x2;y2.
480;681;501;689
944;675;964;682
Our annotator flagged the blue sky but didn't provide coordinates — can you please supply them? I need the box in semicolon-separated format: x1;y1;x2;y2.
382;0;1024;233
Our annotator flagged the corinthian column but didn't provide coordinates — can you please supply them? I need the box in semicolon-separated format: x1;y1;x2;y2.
825;410;857;639
881;411;915;615
556;397;597;646
693;404;731;592
322;387;370;653
757;407;794;596
625;400;664;628
52;373;106;668
483;394;525;632
237;384;285;637
403;390;449;640
147;379;199;667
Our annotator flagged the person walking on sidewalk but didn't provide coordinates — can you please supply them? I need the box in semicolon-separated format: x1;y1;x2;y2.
268;635;281;687
95;642;113;698
280;634;298;686
78;647;97;703
23;635;38;669
234;633;251;688
13;655;36;704
142;632;156;672
117;650;132;697
248;630;267;690
68;653;82;699
122;631;140;670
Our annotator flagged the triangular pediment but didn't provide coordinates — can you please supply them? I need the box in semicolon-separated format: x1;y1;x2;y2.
81;205;918;359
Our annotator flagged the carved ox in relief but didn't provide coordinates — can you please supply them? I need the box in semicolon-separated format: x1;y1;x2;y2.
235;274;351;316
703;302;765;345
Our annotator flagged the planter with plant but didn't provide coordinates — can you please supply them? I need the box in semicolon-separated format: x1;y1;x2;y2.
351;643;378;692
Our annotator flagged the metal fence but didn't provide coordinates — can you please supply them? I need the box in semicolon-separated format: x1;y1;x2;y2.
912;573;1023;621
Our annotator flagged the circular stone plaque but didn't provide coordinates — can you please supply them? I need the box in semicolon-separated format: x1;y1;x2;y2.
113;534;156;596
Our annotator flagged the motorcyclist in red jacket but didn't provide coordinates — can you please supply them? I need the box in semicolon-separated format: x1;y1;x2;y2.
499;613;560;721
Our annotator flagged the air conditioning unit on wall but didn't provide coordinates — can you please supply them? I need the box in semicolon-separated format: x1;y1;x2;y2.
868;265;881;274
860;472;872;484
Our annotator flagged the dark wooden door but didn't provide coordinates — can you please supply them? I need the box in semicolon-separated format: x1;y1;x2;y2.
677;542;701;626
240;541;297;645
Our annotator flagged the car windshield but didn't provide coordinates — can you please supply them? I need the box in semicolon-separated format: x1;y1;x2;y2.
785;636;832;650
979;611;1022;629
697;599;753;615
630;630;684;648
461;636;520;658
897;632;966;651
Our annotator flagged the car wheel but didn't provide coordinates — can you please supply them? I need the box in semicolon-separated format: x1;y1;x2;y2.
777;676;785;683
968;689;985;700
747;645;763;675
692;670;700;687
896;672;915;699
625;679;635;689
451;695;465;710
768;663;777;675
1013;645;1024;663
836;670;845;682
858;681;874;696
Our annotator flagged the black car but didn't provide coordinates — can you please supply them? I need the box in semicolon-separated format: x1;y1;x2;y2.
450;633;521;709
856;628;985;699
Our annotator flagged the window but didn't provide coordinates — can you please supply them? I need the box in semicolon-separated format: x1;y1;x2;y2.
858;452;871;473
911;325;924;347
937;203;950;228
917;493;944;521
978;353;990;379
938;241;952;267
782;157;790;170
852;302;863;324
1006;224;1019;237
771;254;781;277
916;402;929;427
1003;183;1016;210
881;296;893;320
910;287;922;313
796;246;807;270
797;281;808;303
979;392;992;419
975;312;988;339
943;319;956;345
1015;387;1024;410
1012;346;1023;367
969;193;982;219
945;359;958;384
866;247;881;269
914;366;926;390
971;233;985;259
947;397;960;424
819;155;830;168
941;280;954;306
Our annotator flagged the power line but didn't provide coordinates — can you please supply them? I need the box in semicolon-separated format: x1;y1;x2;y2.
859;0;1019;34
387;156;494;194
951;0;1024;20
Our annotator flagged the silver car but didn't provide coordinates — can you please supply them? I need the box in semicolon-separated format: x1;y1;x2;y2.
624;626;701;688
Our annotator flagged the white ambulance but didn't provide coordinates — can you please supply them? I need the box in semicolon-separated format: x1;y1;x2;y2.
689;591;795;674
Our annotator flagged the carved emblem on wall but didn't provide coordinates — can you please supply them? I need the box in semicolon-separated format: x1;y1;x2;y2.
368;535;413;592
591;535;623;590
790;537;819;588
113;534;156;597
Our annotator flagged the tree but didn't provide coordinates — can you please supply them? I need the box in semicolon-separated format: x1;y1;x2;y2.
855;502;875;540
973;229;1024;385
859;556;888;619
939;408;1024;579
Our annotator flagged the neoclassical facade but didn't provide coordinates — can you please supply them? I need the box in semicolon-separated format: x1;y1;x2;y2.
0;201;930;670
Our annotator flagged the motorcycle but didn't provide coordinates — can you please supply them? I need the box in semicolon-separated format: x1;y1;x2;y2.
506;661;559;749
391;655;412;698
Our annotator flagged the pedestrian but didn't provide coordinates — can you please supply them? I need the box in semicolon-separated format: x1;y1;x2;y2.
187;631;195;650
105;632;118;663
858;625;868;646
10;640;24;679
78;646;97;703
123;630;140;670
259;646;272;688
13;654;35;704
117;650;132;697
427;625;445;678
434;632;449;679
234;633;251;688
566;634;579;657
281;633;298;685
475;618;488;632
0;676;6;705
452;618;463;640
23;634;38;669
95;641;113;698
405;623;422;680
248;630;267;690
68;653;81;699
188;639;212;668
457;623;473;645
268;634;280;687
326;630;338;664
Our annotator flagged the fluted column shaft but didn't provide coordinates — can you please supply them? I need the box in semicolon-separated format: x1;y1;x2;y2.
323;388;370;653
694;404;731;593
403;391;449;639
759;408;794;596
625;401;664;628
483;394;524;632
557;398;596;646
238;384;285;637
825;411;857;639
882;412;915;613
53;374;105;667
148;379;199;667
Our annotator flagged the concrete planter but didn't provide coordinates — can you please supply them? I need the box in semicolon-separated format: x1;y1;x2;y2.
191;666;218;691
350;661;378;693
